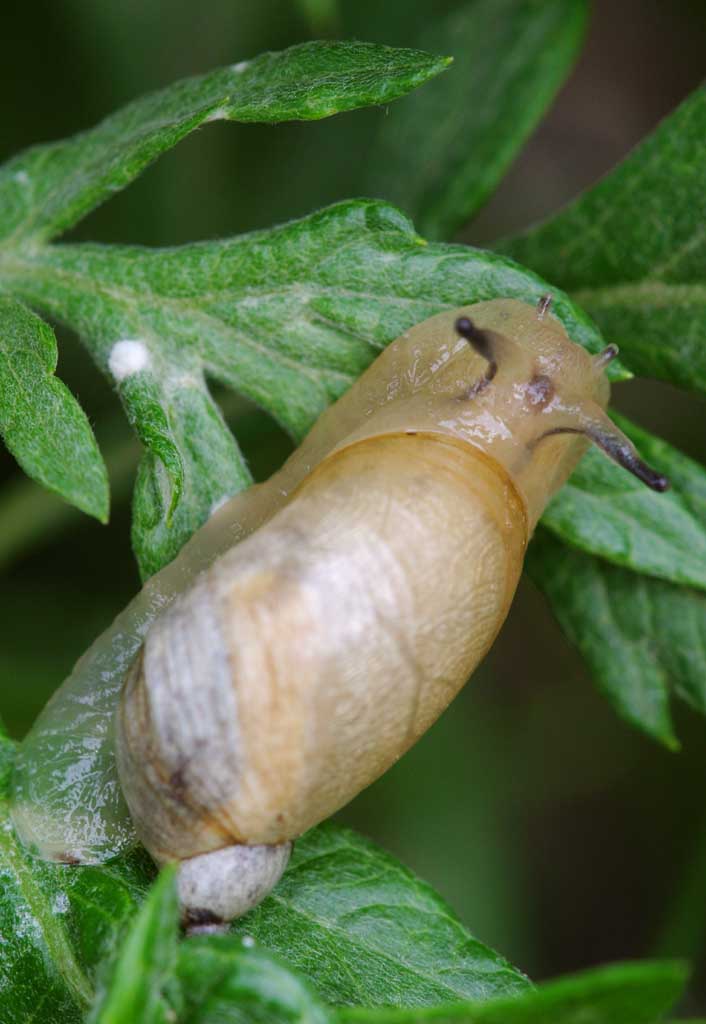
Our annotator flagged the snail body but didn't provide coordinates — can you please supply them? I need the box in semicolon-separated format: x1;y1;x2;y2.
12;298;666;927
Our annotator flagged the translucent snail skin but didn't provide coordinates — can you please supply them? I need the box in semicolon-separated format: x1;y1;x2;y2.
11;298;667;931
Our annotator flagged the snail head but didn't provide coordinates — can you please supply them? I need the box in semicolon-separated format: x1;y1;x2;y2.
454;298;668;493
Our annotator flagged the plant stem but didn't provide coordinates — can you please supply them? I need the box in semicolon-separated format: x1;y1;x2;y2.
0;425;139;571
651;819;706;962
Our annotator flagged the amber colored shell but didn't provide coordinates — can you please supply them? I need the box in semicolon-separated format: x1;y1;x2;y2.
117;432;527;859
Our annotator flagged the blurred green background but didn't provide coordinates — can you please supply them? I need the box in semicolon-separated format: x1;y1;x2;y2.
2;0;706;1012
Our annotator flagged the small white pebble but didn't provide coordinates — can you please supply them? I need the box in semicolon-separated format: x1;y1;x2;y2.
241;935;256;948
233;60;249;73
109;339;150;382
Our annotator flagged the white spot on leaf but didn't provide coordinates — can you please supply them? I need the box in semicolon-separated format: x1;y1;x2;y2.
52;892;70;914
233;60;249;73
206;106;229;122
109;339;150;382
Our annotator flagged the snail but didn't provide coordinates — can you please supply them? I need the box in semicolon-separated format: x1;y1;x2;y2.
11;297;667;930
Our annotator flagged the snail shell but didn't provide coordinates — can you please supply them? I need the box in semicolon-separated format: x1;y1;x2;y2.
118;433;526;855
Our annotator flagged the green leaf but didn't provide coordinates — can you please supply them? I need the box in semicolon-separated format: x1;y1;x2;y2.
0;297;108;521
527;530;706;748
0;812;529;1019
367;0;588;240
128;363;252;580
340;961;688;1024
176;938;332;1024
231;823;529;1007
118;367;184;525
1;199;609;576
0;733;154;1024
498;86;706;393
87;867;178;1024
0;41;451;247
176;948;684;1024
541;413;706;591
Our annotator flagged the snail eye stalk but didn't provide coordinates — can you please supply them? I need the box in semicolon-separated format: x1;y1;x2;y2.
455;317;498;397
593;345;620;372
531;404;669;492
579;421;669;491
